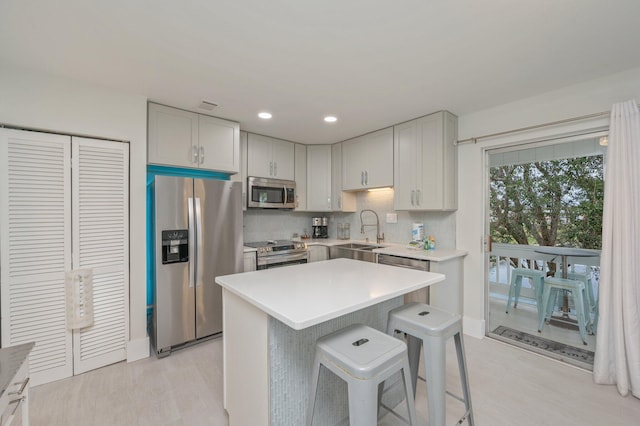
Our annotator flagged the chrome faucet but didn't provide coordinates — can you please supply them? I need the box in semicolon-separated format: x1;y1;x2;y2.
359;209;384;244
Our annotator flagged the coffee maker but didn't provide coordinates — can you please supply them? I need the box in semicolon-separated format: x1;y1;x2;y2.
312;217;328;239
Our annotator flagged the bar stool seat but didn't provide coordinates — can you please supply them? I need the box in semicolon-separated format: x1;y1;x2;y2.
506;268;546;324
387;303;474;426
306;323;417;426
538;277;589;344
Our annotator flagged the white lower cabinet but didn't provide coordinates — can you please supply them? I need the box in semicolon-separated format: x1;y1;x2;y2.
429;258;463;315
243;251;257;272
0;129;129;386
0;344;32;426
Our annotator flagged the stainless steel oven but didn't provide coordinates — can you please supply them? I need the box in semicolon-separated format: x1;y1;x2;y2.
245;240;308;270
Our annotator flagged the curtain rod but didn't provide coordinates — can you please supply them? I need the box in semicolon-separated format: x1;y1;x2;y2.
456;110;611;145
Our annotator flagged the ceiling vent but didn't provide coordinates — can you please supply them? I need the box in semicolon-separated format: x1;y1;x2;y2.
199;100;219;111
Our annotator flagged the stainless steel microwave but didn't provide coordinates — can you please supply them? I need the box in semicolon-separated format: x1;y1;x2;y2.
247;176;296;209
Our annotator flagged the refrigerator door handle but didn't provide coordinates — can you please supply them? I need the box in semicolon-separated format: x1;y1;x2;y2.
188;197;195;288
195;197;204;288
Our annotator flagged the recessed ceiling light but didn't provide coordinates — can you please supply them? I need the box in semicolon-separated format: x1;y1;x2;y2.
258;112;272;119
324;115;338;123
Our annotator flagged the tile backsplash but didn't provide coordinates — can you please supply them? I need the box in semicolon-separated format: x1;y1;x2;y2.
243;188;456;248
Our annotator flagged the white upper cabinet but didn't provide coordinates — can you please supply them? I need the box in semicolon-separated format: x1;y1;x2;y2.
230;131;249;210
331;143;356;212
247;134;295;180
306;145;332;211
294;143;307;211
148;103;197;168
394;111;458;211
198;114;240;173
148;103;240;173
342;127;393;190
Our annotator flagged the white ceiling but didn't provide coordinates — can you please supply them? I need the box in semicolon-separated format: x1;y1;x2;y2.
2;1;640;144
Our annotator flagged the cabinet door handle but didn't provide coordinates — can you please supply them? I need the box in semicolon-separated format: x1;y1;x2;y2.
328;197;331;208
364;170;368;185
274;162;277;176
199;146;205;164
411;190;415;206
192;145;199;163
416;189;421;206
270;161;274;176
361;171;364;186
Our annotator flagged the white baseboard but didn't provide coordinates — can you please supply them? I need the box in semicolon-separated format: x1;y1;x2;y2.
463;316;485;339
127;336;150;362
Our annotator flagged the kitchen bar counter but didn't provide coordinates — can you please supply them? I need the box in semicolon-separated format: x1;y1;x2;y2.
216;259;444;426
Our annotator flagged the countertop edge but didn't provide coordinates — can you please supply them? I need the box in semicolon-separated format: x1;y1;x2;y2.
217;259;445;331
305;239;467;262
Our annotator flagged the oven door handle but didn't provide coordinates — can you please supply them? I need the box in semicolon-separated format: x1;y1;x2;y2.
259;252;308;266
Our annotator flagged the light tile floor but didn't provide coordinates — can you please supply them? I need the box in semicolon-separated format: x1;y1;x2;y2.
29;334;640;425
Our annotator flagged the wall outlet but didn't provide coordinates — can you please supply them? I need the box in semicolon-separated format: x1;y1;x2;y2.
386;213;398;224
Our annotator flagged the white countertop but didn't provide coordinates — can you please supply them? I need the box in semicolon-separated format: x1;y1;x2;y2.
216;258;444;330
305;239;467;262
373;245;467;262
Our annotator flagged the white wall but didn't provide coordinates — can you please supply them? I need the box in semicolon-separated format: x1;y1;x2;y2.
456;66;640;338
243;190;457;247
0;63;149;361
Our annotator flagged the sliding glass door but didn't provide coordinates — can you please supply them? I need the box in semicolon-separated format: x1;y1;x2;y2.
485;132;606;369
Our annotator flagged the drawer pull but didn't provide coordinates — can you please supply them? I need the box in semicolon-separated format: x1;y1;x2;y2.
9;377;29;396
8;396;26;416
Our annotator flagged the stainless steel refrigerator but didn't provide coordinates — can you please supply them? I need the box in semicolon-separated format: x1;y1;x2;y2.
152;176;242;357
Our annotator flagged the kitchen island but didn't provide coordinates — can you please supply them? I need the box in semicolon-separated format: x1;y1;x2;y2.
215;258;445;426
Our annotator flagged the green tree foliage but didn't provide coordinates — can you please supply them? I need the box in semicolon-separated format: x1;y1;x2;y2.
490;155;603;249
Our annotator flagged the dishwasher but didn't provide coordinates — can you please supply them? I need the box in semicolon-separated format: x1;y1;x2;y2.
377;253;430;304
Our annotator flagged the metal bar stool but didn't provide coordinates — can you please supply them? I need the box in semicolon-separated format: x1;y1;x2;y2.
306;323;417;426
538;276;588;344
387;303;474;426
554;270;597;333
506;268;546;324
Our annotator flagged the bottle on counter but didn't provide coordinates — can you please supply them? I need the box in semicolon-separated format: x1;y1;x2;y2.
427;235;436;250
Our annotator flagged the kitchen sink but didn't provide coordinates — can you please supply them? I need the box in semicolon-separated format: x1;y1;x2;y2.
329;243;386;262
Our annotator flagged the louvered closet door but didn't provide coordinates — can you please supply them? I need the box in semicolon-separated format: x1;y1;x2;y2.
0;129;73;386
71;137;129;374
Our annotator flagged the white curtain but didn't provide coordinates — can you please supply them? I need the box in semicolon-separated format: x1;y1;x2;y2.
593;100;640;398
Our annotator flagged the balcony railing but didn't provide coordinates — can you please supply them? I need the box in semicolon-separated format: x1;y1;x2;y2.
489;243;601;301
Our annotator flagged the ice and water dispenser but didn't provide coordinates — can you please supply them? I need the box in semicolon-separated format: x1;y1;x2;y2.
161;230;189;264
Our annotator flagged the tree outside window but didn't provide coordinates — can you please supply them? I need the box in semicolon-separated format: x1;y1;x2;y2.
490;155;604;250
